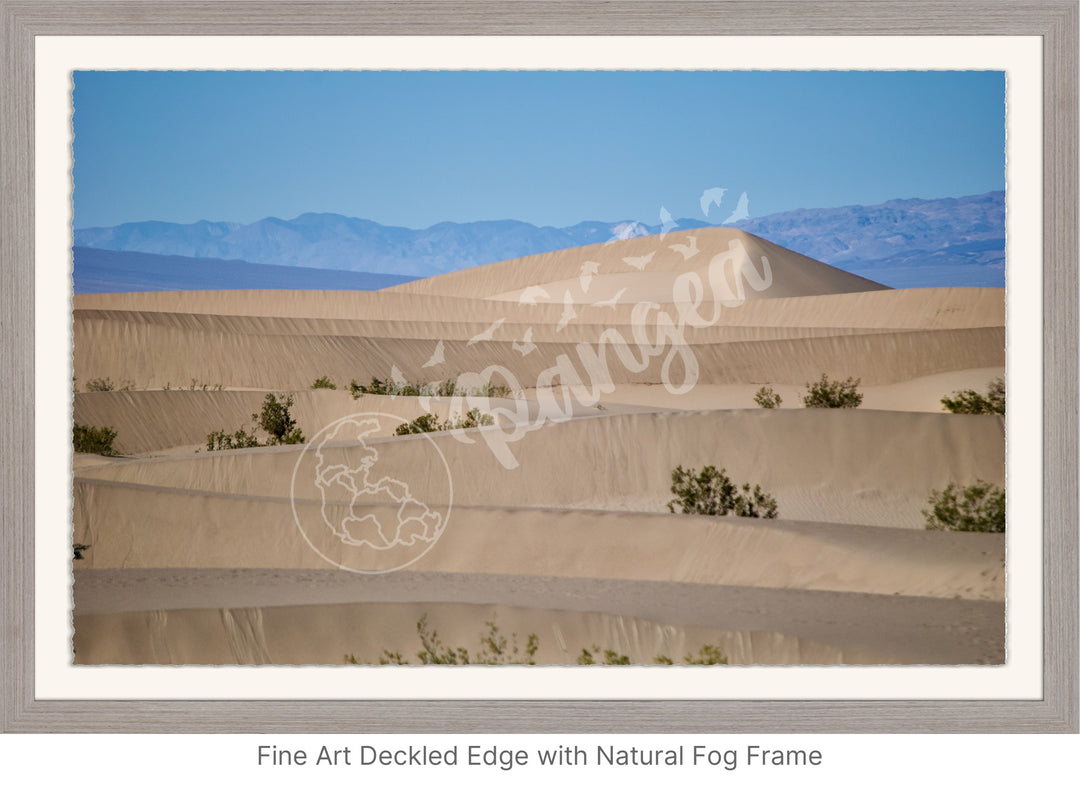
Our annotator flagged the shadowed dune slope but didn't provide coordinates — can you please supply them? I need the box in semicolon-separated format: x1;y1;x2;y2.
74;284;1001;327
73;290;1003;391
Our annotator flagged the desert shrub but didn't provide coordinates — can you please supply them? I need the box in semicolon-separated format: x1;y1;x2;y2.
350;377;423;397
655;645;729;665
311;375;337;390
580;644;729;665
475;381;512;398
451;408;495;429
350;376;512;400
732;483;779;518
345;615;726;666
684;644;729;665
478;618;539;665
577;647;631;666
85;377;114;392
394;413;443;436
667;464;778;519
206;393;304;450
753;386;782;408
73;423;118;455
185;379;223;391
941;377;1005;415
347;615;539;666
254;393;304;445
394;408;494;436
206;427;260;451
923;480;1005;533
802;374;862;408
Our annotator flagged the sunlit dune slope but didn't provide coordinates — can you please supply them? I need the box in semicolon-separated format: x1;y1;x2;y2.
388;227;889;302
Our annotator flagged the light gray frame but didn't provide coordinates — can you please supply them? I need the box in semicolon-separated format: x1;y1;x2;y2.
1;0;1075;733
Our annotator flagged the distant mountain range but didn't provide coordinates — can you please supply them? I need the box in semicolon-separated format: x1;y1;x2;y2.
73;191;1004;291
734;192;1004;287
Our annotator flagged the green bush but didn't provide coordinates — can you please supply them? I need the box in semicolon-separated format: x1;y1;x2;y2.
754;386;782;408
85;377;134;392
255;393;305;445
345;615;727;666
802;374;862;408
73;423;118;455
923;480;1005;533
311;376;337;390
475;381;512;398
206;393;304;450
350;376;511;400
732;483;779;518
941;377;1005;415
350;376;423;397
394;413;442;436
206;427;260;451
667;464;778;519
684;644;729;665
580;644;729;665
345;614;539;665
394;408;494;436
578;647;631;665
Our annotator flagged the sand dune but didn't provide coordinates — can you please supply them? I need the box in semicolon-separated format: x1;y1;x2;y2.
75;409;1004;529
70;228;1007;666
72;483;1005;598
73;310;1002;392
72;593;1004;666
390;227;890;301
73;283;1001;328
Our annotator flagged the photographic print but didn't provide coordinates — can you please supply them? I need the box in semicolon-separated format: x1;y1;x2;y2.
69;69;1007;669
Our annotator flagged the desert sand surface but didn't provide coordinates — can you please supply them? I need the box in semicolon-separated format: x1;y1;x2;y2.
71;228;1006;666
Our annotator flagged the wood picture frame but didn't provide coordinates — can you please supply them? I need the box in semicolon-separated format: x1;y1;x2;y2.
1;0;1076;733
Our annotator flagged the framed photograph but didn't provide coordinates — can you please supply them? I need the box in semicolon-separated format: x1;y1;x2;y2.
2;1;1076;733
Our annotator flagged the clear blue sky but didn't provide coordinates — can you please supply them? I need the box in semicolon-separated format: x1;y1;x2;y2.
72;70;1005;230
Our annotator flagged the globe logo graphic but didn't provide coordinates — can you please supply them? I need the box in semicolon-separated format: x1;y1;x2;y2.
290;412;453;573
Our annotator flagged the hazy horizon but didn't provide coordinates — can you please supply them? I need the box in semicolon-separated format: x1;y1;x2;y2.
72;188;1006;233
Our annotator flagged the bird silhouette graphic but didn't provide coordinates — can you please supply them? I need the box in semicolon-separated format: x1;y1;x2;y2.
723;192;750;224
556;292;577;332
518;285;551;305
421;339;445;369
623;251;654;271
658;206;678;240
669;235;700;260
579;261;600;294
390;364;408;389
593;288;628;310
512;327;537;356
467;318;506;346
700;187;727;217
